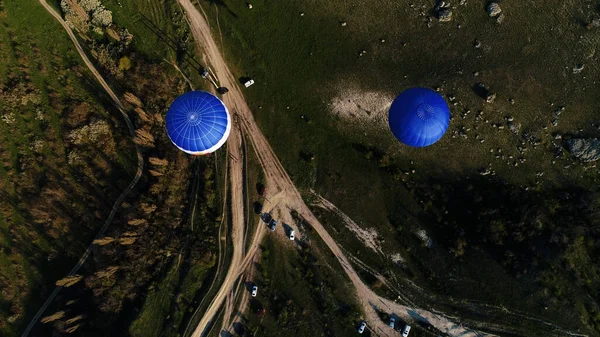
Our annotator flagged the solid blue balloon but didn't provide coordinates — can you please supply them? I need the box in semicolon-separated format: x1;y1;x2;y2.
165;91;231;155
388;88;450;147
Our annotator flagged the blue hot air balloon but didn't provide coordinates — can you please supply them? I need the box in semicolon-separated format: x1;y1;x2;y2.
165;91;231;155
388;87;450;147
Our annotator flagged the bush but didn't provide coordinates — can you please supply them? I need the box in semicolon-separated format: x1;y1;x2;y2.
119;57;131;71
91;6;112;27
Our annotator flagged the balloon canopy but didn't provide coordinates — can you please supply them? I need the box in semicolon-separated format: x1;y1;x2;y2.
388;88;450;147
165;91;231;155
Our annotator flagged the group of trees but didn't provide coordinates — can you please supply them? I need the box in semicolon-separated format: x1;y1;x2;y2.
414;177;600;331
0;0;217;335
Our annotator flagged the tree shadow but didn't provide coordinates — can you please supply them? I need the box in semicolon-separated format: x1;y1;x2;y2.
256;182;265;196
206;0;238;18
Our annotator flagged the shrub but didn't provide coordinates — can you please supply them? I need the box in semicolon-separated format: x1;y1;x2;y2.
119;56;131;71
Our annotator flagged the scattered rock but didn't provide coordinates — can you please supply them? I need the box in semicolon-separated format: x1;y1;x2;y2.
565;138;600;162
459;0;467;5
508;121;521;135
247;3;253;9
487;2;502;17
486;92;497;103
479;167;492;176
341;21;347;27
474;39;482;48
496;13;505;24
438;9;453;22
572;64;585;74
300;12;304;16
586;18;600;30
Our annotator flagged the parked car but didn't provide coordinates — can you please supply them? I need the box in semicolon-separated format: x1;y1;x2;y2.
289;230;295;240
389;317;395;329
251;285;258;297
268;219;277;231
402;324;411;337
244;79;255;88
358;321;366;334
260;213;272;224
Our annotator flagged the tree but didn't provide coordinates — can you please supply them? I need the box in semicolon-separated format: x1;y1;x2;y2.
133;129;155;148
127;218;148;226
91;7;112;27
93;237;115;245
41;311;65;324
123;92;143;107
119;56;131;71
56;275;84;287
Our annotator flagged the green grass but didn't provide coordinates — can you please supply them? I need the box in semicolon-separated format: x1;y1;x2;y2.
128;254;215;337
129;260;180;337
197;0;600;335
244;235;361;337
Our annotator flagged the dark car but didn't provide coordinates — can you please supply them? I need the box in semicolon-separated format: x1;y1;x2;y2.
261;213;272;224
268;219;277;231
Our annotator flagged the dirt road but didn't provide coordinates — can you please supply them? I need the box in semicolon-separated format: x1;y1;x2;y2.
178;1;495;336
22;1;144;337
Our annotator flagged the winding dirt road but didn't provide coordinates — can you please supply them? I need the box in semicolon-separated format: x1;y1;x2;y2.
21;1;144;337
178;1;494;336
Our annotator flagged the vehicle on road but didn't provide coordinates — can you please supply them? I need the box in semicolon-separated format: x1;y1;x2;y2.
268;219;277;231
402;324;411;337
244;79;255;87
358;321;366;334
260;213;272;224
200;68;209;78
289;230;295;240
251;285;258;297
389;317;395;329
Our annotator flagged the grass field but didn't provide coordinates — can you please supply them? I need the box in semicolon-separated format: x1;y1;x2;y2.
5;0;600;335
197;0;600;335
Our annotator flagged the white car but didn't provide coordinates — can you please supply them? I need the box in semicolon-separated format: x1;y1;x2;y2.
244;79;255;88
251;285;258;297
402;324;411;337
358;321;366;334
289;230;295;240
389;317;395;329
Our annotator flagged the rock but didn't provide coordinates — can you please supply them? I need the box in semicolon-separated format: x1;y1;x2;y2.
474;39;482;48
247;3;253;9
586;18;600;30
341;21;347;26
508;122;521;134
479;167;492;176
459;0;467;5
438;9;453;22
496;13;505;24
565;138;600;162
487;2;502;17
573;64;585;74
300;12;304;16
486;92;497;103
